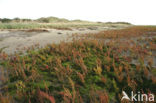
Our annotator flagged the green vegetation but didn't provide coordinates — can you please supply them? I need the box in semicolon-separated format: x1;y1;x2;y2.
0;26;155;103
0;22;102;30
0;17;131;30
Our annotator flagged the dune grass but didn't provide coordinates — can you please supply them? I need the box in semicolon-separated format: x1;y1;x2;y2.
0;17;131;30
0;26;155;103
0;22;105;30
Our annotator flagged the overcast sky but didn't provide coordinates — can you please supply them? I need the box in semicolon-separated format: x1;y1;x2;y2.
0;0;156;25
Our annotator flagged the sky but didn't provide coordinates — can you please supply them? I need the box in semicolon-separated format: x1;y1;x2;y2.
0;0;156;25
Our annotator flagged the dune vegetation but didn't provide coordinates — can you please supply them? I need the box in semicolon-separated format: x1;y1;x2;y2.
89;26;156;38
0;17;131;30
0;26;156;103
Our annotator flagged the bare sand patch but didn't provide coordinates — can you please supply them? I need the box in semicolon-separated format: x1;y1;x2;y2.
0;26;116;54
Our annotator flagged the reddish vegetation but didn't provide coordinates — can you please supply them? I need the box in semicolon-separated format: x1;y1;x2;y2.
90;26;156;38
26;29;49;32
53;27;72;31
0;26;155;103
38;90;55;103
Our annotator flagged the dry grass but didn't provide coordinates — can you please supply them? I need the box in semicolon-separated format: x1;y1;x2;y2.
25;29;49;33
